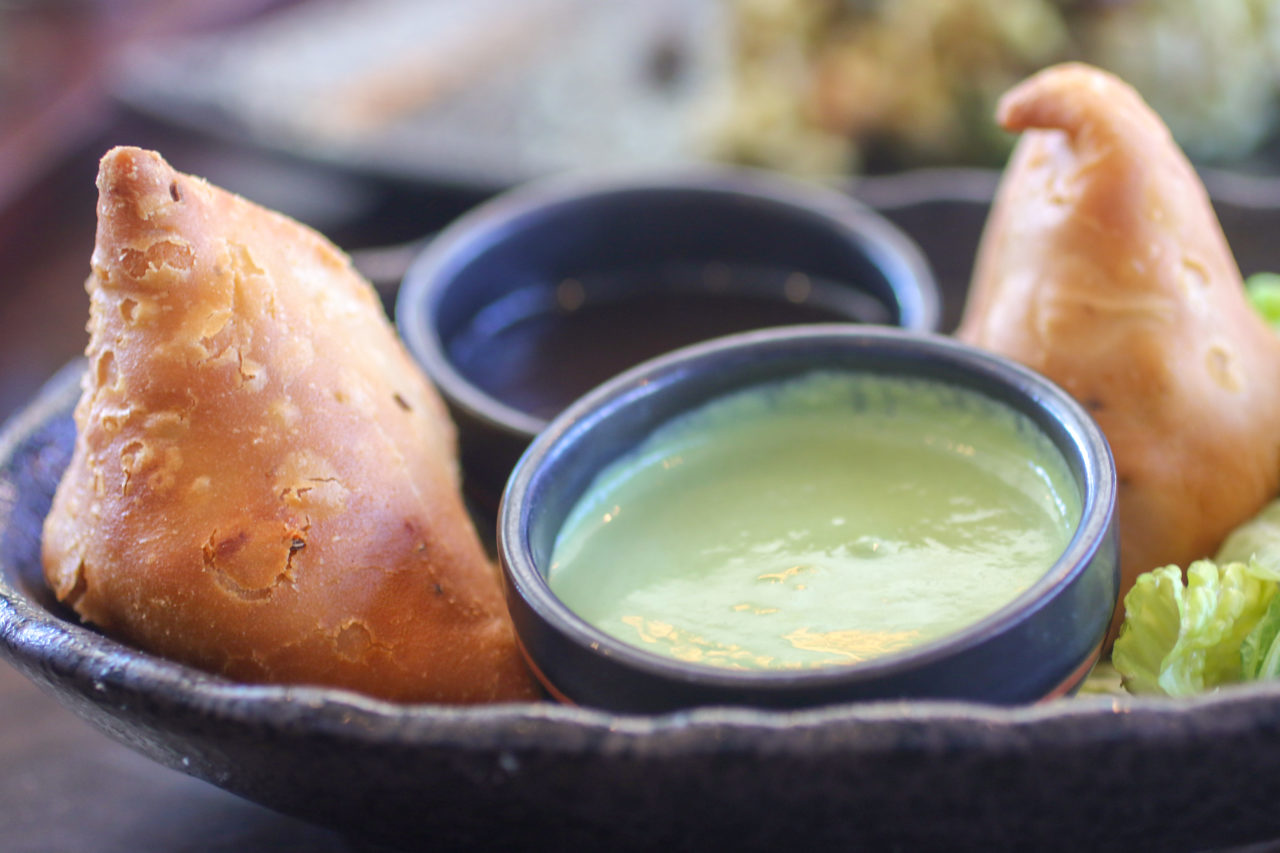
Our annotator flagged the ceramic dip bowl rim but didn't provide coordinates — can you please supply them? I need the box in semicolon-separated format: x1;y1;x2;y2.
395;166;941;444
498;324;1118;705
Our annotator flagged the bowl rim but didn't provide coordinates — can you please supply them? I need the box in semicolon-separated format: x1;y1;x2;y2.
395;165;942;443
498;324;1117;698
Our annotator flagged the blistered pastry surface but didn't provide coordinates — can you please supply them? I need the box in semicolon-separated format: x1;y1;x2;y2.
958;65;1280;630
42;147;536;703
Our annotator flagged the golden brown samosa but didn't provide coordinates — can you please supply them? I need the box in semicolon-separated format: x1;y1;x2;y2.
957;63;1280;632
42;146;537;703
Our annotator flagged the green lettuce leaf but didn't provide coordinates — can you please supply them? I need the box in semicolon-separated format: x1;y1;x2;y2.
1246;272;1280;331
1112;498;1280;697
1112;560;1278;696
1215;498;1280;576
1241;594;1280;681
1111;565;1185;695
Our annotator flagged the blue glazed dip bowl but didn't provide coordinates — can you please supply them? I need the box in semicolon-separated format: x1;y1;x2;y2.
498;326;1119;713
396;168;939;508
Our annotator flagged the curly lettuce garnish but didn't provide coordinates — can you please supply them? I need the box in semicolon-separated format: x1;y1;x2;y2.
1113;500;1280;696
1241;594;1280;681
1112;561;1275;695
1246;272;1280;331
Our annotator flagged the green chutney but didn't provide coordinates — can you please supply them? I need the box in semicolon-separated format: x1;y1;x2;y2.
547;370;1081;671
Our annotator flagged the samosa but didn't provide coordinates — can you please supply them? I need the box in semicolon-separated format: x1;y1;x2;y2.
42;146;537;703
957;63;1280;633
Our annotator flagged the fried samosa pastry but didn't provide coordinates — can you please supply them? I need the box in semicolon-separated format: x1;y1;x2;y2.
42;146;537;703
957;63;1280;632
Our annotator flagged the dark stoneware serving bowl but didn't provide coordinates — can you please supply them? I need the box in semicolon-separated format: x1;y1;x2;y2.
8;368;1280;852
395;168;940;508
498;326;1119;713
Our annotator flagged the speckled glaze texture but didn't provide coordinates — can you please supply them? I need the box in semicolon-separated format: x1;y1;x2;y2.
5;364;1280;852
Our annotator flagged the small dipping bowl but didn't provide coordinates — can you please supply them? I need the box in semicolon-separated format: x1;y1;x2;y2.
396;169;939;508
499;326;1119;713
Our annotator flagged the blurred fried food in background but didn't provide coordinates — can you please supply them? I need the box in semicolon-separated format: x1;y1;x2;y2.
5;0;1280;198
712;0;1280;174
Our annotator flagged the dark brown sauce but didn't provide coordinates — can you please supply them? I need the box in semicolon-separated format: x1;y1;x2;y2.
447;266;889;420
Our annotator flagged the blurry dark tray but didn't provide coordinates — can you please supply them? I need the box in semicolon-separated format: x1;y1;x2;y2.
6;363;1280;852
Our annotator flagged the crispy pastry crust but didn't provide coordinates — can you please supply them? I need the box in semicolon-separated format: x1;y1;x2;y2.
958;64;1280;636
42;147;536;703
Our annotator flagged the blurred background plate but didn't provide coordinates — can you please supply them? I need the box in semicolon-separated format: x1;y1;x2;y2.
107;0;1280;198
111;0;731;192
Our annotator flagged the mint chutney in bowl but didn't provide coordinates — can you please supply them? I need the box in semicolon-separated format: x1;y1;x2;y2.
498;326;1119;712
549;371;1081;673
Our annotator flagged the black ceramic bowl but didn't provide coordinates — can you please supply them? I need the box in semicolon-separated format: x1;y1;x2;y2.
396;168;940;508
499;326;1119;713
